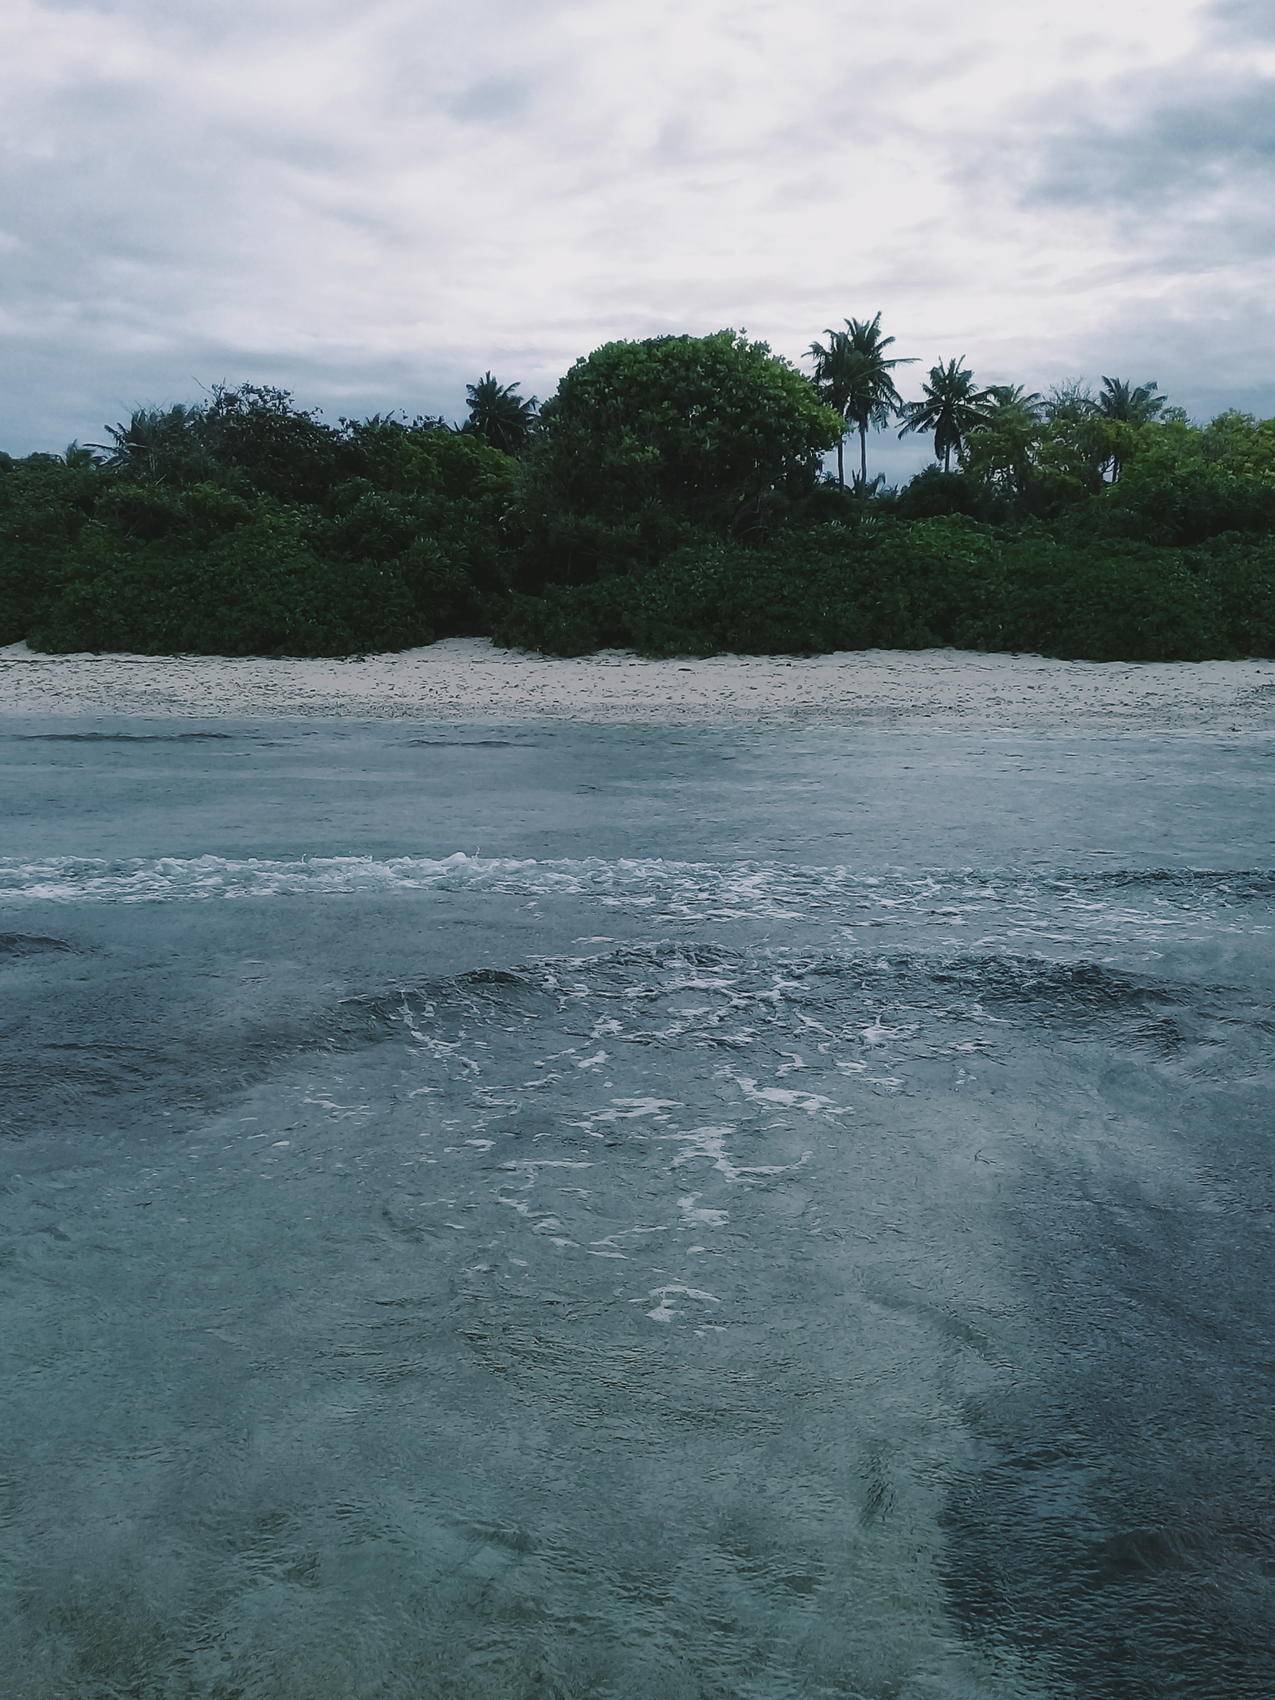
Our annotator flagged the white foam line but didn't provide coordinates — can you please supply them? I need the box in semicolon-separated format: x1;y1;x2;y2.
0;854;1255;958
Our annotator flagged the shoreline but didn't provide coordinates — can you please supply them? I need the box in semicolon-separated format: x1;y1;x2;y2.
2;638;1274;733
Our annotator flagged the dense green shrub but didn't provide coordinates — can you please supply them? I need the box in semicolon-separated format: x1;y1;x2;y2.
0;542;73;645
888;468;988;521
31;509;417;657
196;385;342;504
320;427;517;622
498;522;1275;663
1192;536;1275;657
0;452;99;641
1;396;520;654
1092;461;1275;547
994;535;1222;660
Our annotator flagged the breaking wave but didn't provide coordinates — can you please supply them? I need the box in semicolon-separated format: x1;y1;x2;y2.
1;851;1270;929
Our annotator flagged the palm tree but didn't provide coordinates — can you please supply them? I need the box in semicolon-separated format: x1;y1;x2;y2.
463;373;539;454
898;359;993;472
88;404;208;483
1096;377;1167;480
984;383;1043;418
808;313;913;488
1097;376;1167;425
807;327;854;487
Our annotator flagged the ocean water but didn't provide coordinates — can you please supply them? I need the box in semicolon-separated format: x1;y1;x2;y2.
1;715;1272;1699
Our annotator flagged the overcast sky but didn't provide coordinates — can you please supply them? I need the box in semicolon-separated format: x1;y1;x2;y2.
2;0;1271;476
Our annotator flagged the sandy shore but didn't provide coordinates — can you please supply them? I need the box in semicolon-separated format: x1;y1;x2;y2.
2;639;1274;731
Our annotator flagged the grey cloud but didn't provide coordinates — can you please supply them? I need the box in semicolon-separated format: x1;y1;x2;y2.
1080;294;1275;423
1013;67;1275;290
1028;77;1275;210
1209;0;1275;40
980;271;1275;430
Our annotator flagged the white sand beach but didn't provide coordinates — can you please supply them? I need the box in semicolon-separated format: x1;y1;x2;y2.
2;638;1274;731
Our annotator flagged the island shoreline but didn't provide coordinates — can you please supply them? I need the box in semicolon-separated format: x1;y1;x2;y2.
2;638;1274;734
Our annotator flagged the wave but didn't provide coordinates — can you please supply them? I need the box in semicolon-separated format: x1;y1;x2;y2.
0;855;1268;956
325;940;1258;1056
6;936;1262;1140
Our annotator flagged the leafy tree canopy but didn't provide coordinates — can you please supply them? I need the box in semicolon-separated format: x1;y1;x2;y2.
531;331;844;524
198;384;340;503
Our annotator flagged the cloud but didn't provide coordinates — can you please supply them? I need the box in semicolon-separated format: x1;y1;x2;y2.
1028;74;1275;216
0;0;1269;460
999;43;1275;420
1210;0;1275;40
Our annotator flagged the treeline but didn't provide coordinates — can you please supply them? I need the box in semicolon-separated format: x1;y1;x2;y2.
2;327;1273;661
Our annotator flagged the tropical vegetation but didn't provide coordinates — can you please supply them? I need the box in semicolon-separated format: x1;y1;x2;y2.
462;373;539;453
808;314;913;489
1;323;1272;662
898;358;993;472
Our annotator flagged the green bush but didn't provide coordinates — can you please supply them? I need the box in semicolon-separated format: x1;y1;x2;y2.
890;468;987;521
1193;536;1275;657
498;521;1275;663
1082;414;1275;545
30;509;418;657
0;453;99;641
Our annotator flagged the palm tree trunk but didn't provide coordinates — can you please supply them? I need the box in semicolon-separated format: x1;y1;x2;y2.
859;421;868;487
836;437;845;489
943;444;951;473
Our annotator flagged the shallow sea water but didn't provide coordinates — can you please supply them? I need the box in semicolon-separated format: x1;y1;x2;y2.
1;717;1272;1699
